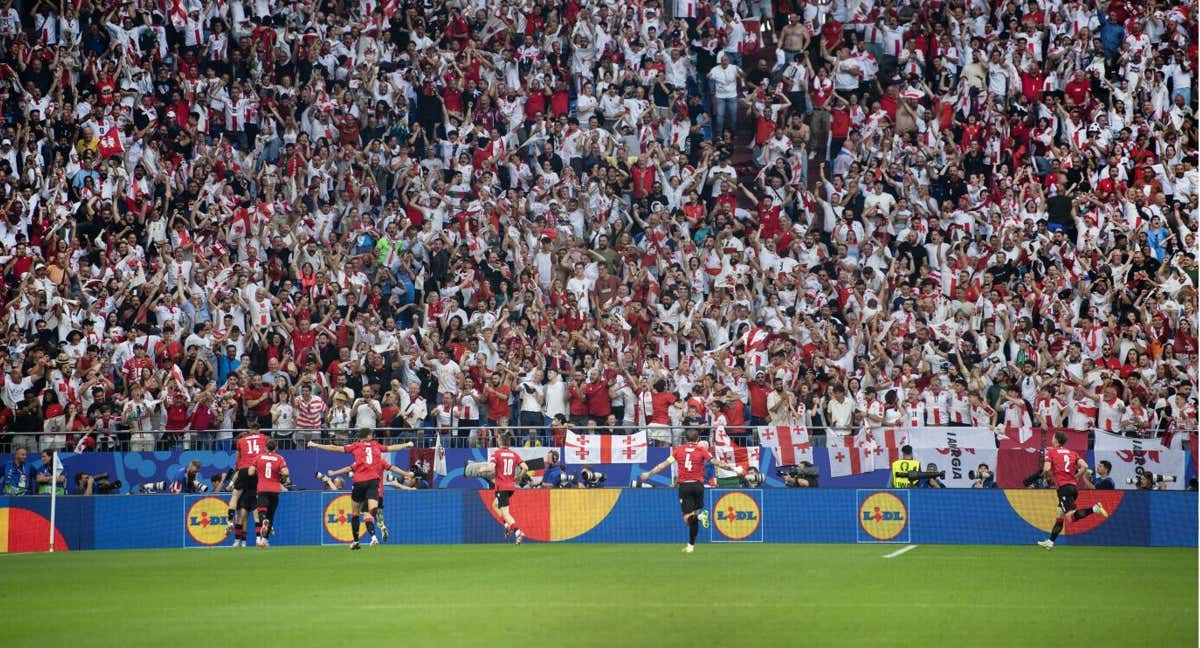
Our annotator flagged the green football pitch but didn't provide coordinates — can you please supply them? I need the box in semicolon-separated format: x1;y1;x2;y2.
2;544;1194;647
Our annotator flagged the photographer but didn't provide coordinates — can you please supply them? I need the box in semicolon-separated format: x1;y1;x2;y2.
777;462;818;488
1090;461;1115;490
916;463;945;489
538;450;575;488
970;463;996;488
740;467;766;488
74;472;122;495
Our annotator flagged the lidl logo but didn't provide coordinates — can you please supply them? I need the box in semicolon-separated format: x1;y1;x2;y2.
186;497;230;546
712;491;762;541
859;492;908;541
324;494;355;543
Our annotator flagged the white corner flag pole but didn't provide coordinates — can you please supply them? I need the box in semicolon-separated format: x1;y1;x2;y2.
49;450;61;553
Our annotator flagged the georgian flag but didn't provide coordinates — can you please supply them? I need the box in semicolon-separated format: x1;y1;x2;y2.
758;425;813;466
564;431;648;464
712;428;761;474
829;444;876;477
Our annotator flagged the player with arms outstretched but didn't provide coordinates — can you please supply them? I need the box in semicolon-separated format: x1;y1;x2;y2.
491;433;529;544
229;423;270;547
323;461;415;543
640;429;742;553
248;440;289;547
309;429;413;550
1038;431;1108;549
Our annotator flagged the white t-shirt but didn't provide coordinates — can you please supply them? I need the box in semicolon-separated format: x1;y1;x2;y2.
708;65;740;99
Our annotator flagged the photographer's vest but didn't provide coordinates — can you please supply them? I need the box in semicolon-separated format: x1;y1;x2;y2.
891;458;921;488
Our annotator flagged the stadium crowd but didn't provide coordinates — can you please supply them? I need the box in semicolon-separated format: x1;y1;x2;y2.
0;0;1195;455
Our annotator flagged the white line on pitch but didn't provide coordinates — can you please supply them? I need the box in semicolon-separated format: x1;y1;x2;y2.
883;545;918;558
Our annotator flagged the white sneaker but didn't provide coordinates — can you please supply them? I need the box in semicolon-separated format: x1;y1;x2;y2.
256;537;266;547
682;545;694;554
1037;539;1054;550
369;536;380;546
515;530;525;545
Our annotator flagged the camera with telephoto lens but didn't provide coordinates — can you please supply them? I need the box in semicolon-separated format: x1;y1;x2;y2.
1127;473;1177;485
899;469;945;482
559;473;579;487
968;469;992;481
579;467;606;488
740;467;765;488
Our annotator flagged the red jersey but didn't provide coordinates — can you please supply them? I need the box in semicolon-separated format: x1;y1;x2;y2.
235;433;269;470
673;443;712;482
1046;447;1082;488
345;440;387;482
490;448;524;491
253;452;288;493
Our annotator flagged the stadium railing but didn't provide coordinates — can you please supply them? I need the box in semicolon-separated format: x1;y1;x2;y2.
3;424;1192;453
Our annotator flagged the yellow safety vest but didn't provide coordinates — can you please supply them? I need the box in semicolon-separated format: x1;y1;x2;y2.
891;459;921;488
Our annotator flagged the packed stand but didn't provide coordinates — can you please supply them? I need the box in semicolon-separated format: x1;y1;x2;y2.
0;0;1195;456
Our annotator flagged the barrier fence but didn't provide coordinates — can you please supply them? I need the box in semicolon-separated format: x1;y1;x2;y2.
0;488;1194;553
7;423;1198;452
1;443;1195;498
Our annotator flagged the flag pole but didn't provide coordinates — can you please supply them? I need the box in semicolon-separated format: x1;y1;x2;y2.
49;451;60;553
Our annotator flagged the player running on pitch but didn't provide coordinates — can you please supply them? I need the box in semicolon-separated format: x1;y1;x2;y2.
308;429;412;550
248;440;289;547
640;429;743;553
229;423;270;547
1038;431;1108;550
491;433;528;544
321;462;415;543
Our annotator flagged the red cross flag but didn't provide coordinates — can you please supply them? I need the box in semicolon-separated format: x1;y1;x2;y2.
759;425;813;466
564;431;648;464
98;125;124;158
828;444;875;477
712;428;761;474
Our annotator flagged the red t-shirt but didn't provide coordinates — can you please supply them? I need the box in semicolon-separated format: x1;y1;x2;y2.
584;380;612;417
345;440;387;482
253;452;288;493
487;384;511;421
673;443;712;482
292;328;317;360
1046;447;1082;488
235;433;269;469
491;447;523;491
650;391;676;424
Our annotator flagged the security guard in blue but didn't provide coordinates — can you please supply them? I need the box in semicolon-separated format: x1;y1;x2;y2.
2;448;38;495
891;445;921;488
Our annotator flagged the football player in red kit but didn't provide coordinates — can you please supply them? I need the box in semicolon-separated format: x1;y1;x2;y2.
248;440;289;547
640;429;742;553
229;422;270;547
490;433;529;544
309;429;413;550
1038;431;1108;549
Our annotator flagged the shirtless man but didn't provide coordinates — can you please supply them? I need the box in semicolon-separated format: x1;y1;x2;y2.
779;14;809;63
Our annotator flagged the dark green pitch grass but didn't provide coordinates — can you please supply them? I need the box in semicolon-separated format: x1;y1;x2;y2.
1;544;1194;647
